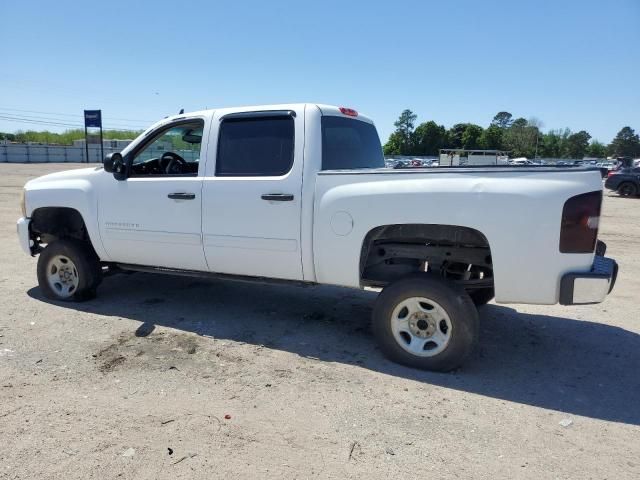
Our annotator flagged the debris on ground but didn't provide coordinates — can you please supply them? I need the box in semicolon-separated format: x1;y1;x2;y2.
559;418;573;427
122;448;136;457
172;453;197;465
348;441;361;461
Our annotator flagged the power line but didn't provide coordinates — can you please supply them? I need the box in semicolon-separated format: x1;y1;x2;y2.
0;115;144;132
0;111;146;130
0;111;147;129
0;115;85;128
0;106;155;123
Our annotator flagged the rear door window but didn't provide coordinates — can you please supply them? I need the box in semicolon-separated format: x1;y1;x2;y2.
321;116;384;170
216;116;294;176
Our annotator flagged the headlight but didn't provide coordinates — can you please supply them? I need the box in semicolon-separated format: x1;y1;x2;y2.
20;189;26;217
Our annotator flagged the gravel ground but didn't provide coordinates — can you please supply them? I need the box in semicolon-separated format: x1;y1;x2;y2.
0;163;638;479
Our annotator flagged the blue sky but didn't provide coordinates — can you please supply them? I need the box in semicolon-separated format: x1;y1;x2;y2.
1;0;638;143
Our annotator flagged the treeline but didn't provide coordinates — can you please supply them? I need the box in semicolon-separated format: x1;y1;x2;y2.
0;129;143;145
383;110;640;159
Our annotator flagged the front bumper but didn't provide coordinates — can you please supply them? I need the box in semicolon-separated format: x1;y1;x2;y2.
559;254;618;305
16;217;32;255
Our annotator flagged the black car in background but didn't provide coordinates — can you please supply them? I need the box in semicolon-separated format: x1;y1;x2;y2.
605;167;640;196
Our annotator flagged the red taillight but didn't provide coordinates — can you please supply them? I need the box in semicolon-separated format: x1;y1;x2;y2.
607;170;617;178
559;191;602;253
339;107;358;117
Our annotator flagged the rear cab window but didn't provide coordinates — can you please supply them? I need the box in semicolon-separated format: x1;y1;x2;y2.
321;116;384;170
216;114;294;176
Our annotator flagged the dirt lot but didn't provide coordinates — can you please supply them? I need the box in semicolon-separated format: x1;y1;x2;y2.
1;163;638;479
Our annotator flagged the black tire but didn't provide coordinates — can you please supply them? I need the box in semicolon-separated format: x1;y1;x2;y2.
37;239;102;302
469;287;494;306
618;182;637;196
372;274;479;372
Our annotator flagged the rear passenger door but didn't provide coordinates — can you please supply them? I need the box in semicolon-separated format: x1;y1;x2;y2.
201;109;304;280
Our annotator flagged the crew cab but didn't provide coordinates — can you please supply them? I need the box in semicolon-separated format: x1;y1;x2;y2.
16;104;618;371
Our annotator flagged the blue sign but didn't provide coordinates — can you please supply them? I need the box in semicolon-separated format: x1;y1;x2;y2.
84;110;102;128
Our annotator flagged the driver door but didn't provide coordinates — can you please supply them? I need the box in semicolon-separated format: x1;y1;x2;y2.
98;118;209;271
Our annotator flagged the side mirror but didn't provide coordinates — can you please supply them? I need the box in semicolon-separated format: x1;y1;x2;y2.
104;152;127;180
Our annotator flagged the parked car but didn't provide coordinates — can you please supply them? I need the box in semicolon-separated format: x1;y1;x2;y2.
604;167;640;196
508;157;534;165
596;161;616;178
16;103;618;372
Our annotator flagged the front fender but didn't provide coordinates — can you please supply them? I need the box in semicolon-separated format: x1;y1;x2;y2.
24;169;110;261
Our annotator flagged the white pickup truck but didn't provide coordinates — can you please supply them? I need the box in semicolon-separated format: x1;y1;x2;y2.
16;103;618;371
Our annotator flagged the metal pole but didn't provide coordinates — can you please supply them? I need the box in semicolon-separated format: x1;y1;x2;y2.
84;123;89;164
99;115;104;164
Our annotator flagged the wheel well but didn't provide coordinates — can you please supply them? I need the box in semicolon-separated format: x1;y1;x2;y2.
360;224;493;290
30;207;90;245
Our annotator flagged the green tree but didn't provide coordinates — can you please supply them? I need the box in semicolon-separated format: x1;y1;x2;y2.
511;117;528;129
383;131;403;155
412;121;446;155
446;123;467;149
461;124;484;150
540;128;571;158
491;111;513;129
609;126;640;157
502;118;540;157
4;128;142;145
392;109;417;155
479;124;503;150
565;130;591;159
587;140;607;158
0;132;16;141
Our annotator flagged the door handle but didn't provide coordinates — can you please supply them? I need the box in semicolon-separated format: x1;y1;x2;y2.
261;193;294;201
168;192;196;200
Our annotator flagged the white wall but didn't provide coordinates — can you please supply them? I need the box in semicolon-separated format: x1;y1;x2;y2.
0;144;122;163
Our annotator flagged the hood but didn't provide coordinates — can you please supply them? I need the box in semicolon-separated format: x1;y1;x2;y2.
25;166;104;188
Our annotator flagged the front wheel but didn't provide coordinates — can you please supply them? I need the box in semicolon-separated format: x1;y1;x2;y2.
37;239;102;301
372;274;479;372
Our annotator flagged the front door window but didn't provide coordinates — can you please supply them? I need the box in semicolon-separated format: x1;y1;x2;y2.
130;121;204;176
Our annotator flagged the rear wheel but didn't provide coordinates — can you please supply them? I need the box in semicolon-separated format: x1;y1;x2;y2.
618;182;637;196
37;239;102;301
372;274;479;371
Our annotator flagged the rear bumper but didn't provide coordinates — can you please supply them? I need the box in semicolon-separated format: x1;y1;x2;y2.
16;217;32;255
559;254;618;305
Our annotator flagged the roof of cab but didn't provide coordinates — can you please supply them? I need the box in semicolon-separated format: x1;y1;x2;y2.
157;103;375;127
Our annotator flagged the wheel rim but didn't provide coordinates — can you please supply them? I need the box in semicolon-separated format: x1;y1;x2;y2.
620;184;634;196
390;297;452;357
46;255;79;298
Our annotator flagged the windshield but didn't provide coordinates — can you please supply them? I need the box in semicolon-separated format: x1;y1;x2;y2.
321;116;384;170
